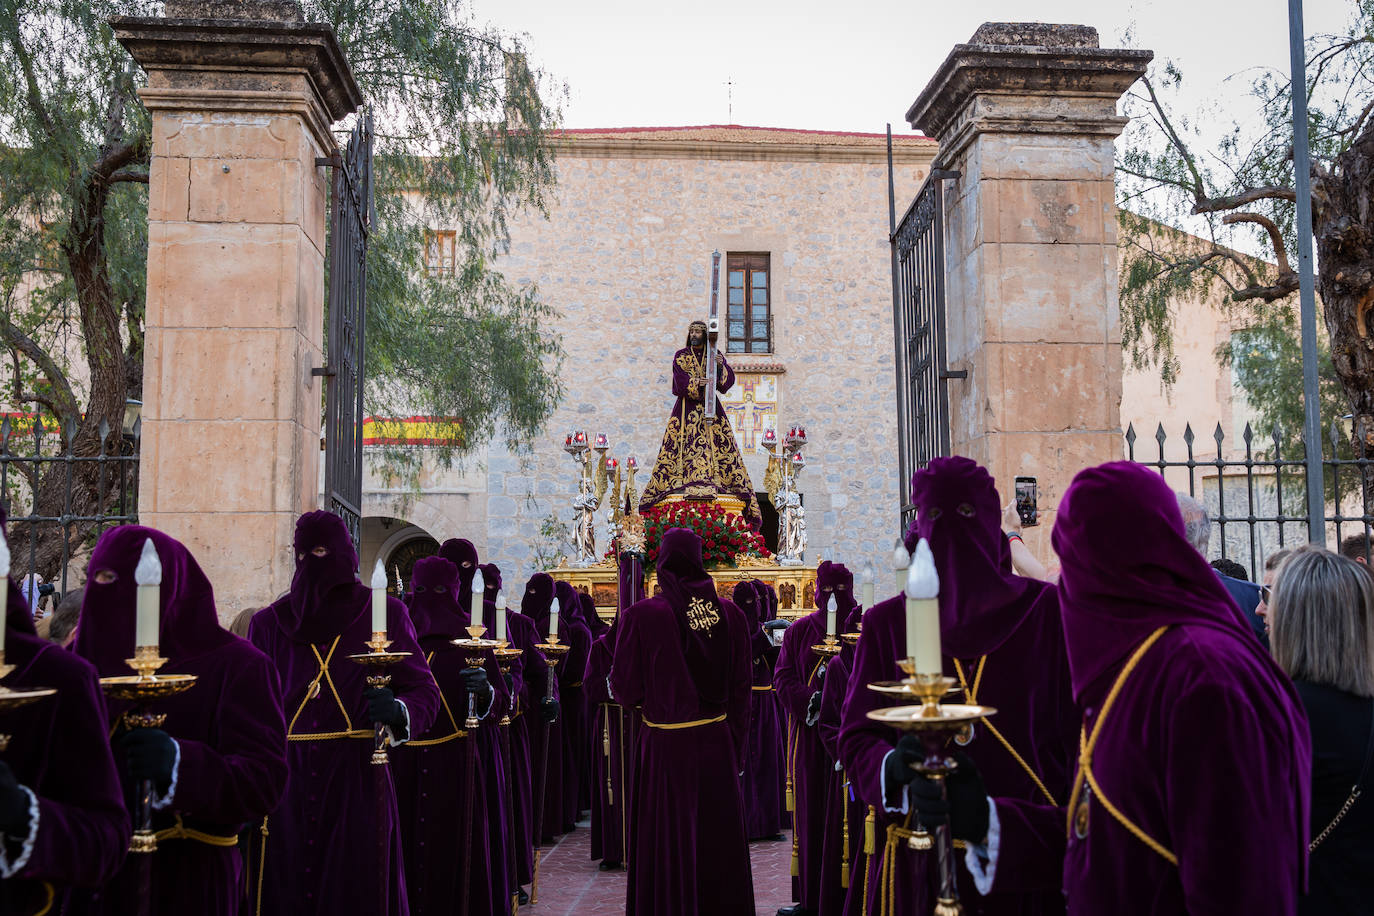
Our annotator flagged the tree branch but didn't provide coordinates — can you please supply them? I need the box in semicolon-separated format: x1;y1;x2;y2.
1232;276;1300;302
1140;74;1210;207
1222;211;1293;275
1;14;62;159
0;317;81;423
1192;186;1298;214
109;169;149;184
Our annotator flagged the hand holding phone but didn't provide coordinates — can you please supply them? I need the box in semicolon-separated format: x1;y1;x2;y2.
1014;476;1039;528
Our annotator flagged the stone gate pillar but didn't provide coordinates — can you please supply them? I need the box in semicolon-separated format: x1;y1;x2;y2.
114;0;361;615
907;23;1150;543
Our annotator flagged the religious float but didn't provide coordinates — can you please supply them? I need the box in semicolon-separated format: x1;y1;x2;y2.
549;253;815;617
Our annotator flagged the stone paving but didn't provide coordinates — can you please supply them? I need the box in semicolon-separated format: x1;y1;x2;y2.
523;820;795;916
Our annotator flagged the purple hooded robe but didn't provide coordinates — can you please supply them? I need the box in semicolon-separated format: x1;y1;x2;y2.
522;574;566;845
247;511;440;916
978;463;1312;915
583;607;629;866
480;565;552;891
393;556;512;916
611;527;754;916
839;458;1076;916
776;561;851;911
70;527;288;916
733;580;784;841
553;580;592;832
814;565;861;916
1;573;129;916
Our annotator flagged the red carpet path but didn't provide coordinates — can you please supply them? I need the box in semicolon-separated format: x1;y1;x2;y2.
524;820;795;915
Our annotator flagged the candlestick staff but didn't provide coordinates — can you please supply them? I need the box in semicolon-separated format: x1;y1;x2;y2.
865;538;996;916
96;539;197;916
453;573;501;916
530;598;570;904
490;604;523;915
347;559;412;916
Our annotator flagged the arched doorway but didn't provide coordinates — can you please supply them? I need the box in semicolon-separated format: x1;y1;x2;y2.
371;522;439;597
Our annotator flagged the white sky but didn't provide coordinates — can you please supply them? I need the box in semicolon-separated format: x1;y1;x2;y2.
464;0;1355;136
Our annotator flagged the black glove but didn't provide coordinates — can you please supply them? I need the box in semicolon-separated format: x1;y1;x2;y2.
909;751;990;844
503;672;515;694
805;690;822;726
0;762;31;836
540;696;560;723
882;734;925;809
763;619;789;631
119;728;177;792
461;667;494;708
363;686;408;731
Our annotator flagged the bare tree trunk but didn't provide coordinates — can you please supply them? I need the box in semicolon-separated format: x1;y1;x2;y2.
1314;123;1374;517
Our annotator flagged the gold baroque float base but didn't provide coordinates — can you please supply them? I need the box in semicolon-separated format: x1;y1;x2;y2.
549;556;816;622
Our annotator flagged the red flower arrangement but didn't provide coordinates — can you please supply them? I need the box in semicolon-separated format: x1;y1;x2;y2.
607;501;771;568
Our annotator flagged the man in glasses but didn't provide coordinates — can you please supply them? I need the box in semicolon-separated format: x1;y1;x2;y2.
1176;493;1266;646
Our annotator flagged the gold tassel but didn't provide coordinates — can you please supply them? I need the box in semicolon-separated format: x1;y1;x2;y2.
791;846;799;877
842;861;850;889
841;773;851;889
865;806;876;856
786;780;794;812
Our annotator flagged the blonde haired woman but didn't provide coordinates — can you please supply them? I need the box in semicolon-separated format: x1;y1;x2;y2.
1270;547;1374;914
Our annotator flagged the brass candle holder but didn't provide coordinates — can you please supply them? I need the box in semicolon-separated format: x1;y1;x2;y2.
452;624;502;728
811;633;842;677
99;646;198;853
865;658;997;916
841;630;862;647
0;651;57;754
492;642;524;727
348;632;412;766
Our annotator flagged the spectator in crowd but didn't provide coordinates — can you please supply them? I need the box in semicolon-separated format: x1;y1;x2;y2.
1339;531;1372;565
1002;501;1053;581
227;605;256;638
1211;558;1250;581
35;586;82;646
1177;493;1266;644
1256;549;1295;635
1269;547;1374;915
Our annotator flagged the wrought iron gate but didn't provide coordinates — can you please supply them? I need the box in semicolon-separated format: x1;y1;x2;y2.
318;111;373;549
888;129;961;526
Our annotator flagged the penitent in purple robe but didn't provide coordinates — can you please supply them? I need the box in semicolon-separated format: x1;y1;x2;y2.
584;620;630;866
638;327;761;528
777;562;856;912
69;526;288;916
840;458;1076;916
611;528;754;916
248;511;440;916
481;564;552;892
553;581;591;834
978;463;1311;915
1;575;130;916
522;574;567;846
393;557;512;916
733;580;784;841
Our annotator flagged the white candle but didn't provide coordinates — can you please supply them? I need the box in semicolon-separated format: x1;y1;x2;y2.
495;591;507;643
370;559;388;636
0;533;10;657
472;569;485;605
826;593;837;637
892;538;911;594
905;538;941;675
134;538;162;649
861;563;875;612
549;596;560;640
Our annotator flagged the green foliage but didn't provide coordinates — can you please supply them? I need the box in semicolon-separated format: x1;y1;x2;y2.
1116;0;1374;399
531;510;570;571
0;0;564;484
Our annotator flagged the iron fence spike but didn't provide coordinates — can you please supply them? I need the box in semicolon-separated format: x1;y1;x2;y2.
1183;423;1195;445
1214;422;1225;445
1155;423;1167;444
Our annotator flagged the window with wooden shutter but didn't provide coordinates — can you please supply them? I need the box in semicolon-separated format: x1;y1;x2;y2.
423;230;457;277
725;252;772;354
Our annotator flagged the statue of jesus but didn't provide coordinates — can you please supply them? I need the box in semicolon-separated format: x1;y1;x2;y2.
639;320;761;528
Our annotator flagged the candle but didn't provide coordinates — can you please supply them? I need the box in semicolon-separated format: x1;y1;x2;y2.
370;558;387;636
892;538;911;594
905;538;941;674
565;433;573;446
550;596;560;640
0;533;10;658
595;432;608;448
627;456;638;470
134;538;162;649
472;567;485;603
826;593;837;638
861;562;875;611
495;591;507;643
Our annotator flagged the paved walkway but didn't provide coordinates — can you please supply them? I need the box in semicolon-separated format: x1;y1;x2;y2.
523;820;795;916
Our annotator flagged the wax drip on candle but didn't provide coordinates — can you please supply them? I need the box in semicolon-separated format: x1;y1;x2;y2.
860;562;875;612
472;568;485;596
496;591;507;611
892;538;911;571
826;593;838;637
550;596;560;639
135;538;163;587
370;558;387;591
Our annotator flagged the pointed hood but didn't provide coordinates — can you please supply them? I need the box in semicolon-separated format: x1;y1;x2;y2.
74;525;234;676
279;510;366;643
438;538;480;618
657;527;731;705
408;555;467;640
733;579;763;637
522;572;556;636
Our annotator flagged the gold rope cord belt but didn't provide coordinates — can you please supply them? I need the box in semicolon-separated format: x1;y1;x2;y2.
406;650;468;747
1065;626;1177;866
751;685;774;692
154;813;238;847
879;813;968;916
641;713;726;730
286;637;373;741
953;656;1060;807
